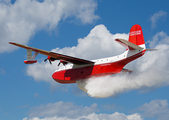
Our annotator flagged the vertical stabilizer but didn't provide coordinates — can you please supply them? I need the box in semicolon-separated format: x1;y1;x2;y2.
129;24;145;49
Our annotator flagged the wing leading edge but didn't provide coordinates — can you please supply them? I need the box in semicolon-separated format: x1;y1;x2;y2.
9;42;95;65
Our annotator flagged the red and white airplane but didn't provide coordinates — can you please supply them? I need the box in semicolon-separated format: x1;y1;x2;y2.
9;24;155;84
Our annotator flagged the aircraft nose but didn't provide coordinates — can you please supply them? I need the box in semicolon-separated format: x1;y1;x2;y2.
52;72;64;81
52;72;57;80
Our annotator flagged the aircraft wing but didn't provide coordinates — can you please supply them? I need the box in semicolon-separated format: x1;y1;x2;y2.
9;42;95;65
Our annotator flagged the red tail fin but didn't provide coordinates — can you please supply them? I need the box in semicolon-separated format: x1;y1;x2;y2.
129;24;145;46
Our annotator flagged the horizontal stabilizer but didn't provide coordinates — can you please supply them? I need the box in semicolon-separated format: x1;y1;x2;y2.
146;49;158;51
115;39;144;50
121;68;133;74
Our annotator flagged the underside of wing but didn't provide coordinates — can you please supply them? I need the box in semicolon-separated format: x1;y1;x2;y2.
9;42;95;65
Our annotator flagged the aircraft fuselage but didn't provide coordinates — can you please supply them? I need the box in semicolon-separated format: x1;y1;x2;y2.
52;49;146;83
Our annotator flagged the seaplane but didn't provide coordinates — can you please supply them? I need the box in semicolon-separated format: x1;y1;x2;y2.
9;24;155;84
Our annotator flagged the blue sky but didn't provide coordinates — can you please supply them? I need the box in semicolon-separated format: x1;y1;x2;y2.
1;0;169;120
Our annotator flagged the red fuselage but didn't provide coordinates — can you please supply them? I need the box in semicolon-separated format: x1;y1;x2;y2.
52;50;145;83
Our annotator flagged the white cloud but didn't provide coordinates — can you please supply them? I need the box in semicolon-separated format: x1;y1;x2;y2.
0;0;11;4
24;113;142;120
26;101;98;119
51;24;127;60
150;10;167;29
23;101;142;120
148;31;169;48
27;61;57;84
26;24;128;85
0;0;99;53
26;60;69;90
23;99;169;120
139;99;169;120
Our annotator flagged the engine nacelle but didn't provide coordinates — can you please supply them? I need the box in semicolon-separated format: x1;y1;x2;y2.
24;60;37;64
47;56;56;61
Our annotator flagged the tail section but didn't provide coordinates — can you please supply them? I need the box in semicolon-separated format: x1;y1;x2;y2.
114;24;157;72
116;24;146;50
129;24;146;49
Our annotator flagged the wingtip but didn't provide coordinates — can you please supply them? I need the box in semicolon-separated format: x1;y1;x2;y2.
9;42;15;44
9;42;19;46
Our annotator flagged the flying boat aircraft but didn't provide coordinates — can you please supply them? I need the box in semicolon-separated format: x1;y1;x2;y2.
9;24;155;84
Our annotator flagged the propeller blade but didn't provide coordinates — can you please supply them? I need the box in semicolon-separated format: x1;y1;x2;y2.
58;62;61;66
49;60;52;64
44;57;52;64
44;58;48;62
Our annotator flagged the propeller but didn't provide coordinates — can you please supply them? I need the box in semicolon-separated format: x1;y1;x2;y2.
44;56;56;64
58;60;68;66
44;56;68;66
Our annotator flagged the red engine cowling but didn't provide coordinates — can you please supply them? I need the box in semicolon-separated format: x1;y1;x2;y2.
47;56;56;61
24;60;37;64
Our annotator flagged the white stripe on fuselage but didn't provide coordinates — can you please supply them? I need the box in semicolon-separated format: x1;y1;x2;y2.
55;45;145;72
